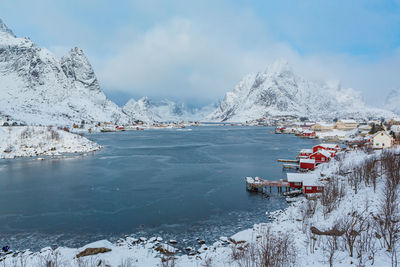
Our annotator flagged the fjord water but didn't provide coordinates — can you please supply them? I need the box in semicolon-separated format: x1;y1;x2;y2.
0;126;319;250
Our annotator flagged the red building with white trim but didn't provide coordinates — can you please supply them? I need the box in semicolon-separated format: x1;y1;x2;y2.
308;149;331;163
299;158;316;170
287;173;324;193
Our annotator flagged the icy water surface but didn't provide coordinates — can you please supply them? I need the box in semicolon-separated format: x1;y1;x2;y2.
0;126;319;251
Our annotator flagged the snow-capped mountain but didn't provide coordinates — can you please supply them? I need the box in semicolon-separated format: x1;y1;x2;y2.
385;88;400;114
0;19;129;126
208;60;394;122
122;97;214;123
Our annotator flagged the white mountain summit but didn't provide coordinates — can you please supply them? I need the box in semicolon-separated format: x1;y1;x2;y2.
0;19;129;126
207;60;393;122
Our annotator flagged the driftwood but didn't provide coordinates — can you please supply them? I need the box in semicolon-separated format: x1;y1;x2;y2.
310;226;345;237
76;247;111;258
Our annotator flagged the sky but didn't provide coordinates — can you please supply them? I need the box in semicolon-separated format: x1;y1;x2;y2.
1;0;400;107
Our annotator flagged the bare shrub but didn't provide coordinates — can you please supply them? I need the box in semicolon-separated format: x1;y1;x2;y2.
49;130;60;141
372;175;400;254
361;157;379;191
348;165;363;194
354;219;376;267
20;127;32;139
322;236;339;267
381;151;400;187
342;210;369;258
161;256;176;267
321;177;346;217
231;228;296;267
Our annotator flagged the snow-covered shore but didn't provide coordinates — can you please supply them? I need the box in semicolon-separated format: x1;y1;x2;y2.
0;126;101;159
1;147;399;266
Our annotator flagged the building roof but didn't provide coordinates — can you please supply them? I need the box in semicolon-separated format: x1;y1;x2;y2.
339;119;357;124
286;173;319;186
311;149;332;158
300;158;316;164
371;131;392;140
391;125;400;132
314;122;335;127
315;143;339;149
300;149;313;153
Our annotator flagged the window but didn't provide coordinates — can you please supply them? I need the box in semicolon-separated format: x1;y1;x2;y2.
306;186;312;190
376;143;379;146
383;143;385;146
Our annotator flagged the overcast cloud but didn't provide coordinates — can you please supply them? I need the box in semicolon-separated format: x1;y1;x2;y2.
1;0;400;106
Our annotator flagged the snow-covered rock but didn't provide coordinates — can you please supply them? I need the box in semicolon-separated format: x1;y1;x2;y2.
0;19;129;126
0;126;100;158
208;60;394;122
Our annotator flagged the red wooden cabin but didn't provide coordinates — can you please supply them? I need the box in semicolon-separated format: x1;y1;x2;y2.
299;158;316;170
298;149;313;158
313;143;339;154
308;150;331;163
286;173;324;194
303;185;324;194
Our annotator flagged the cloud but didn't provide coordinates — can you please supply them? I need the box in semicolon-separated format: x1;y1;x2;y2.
2;0;400;107
97;12;400;106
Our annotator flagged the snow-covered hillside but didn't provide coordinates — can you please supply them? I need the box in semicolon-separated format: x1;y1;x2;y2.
0;19;129;126
208;60;394;122
1;147;399;266
0;126;100;159
122;97;215;122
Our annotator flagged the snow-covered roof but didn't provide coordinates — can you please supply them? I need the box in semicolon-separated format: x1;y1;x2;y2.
303;130;314;134
391;125;400;132
311;149;332;158
315;143;338;149
358;125;371;129
314;122;334;127
300;149;313;153
286;173;319;186
300;158;315;164
339;119;357;124
371;131;392;139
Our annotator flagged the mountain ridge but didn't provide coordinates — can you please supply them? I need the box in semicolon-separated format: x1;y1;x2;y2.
0;19;129;125
207;60;394;122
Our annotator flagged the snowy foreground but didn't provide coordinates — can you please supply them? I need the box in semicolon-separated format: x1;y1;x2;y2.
0;126;100;159
1;147;400;266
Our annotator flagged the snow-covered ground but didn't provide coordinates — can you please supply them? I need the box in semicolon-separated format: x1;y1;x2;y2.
1;146;399;266
0;126;100;159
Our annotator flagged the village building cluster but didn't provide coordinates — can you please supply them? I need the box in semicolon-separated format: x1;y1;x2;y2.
274;118;399;149
247;117;400;198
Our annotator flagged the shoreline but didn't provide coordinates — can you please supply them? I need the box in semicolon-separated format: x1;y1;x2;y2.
1;127;399;266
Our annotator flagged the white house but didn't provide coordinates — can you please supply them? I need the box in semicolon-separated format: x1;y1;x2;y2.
371;131;393;149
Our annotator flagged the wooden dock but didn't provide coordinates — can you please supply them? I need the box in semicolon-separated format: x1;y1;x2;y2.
245;177;291;194
277;159;299;163
282;163;300;170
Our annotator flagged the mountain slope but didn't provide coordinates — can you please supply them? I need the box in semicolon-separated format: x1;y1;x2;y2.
208;60;393;122
385;88;400;114
122;97;213;122
0;19;129;126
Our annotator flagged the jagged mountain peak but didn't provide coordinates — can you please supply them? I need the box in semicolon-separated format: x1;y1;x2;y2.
61;46;101;92
264;59;292;76
208;61;394;122
0;24;130;125
0;18;15;38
